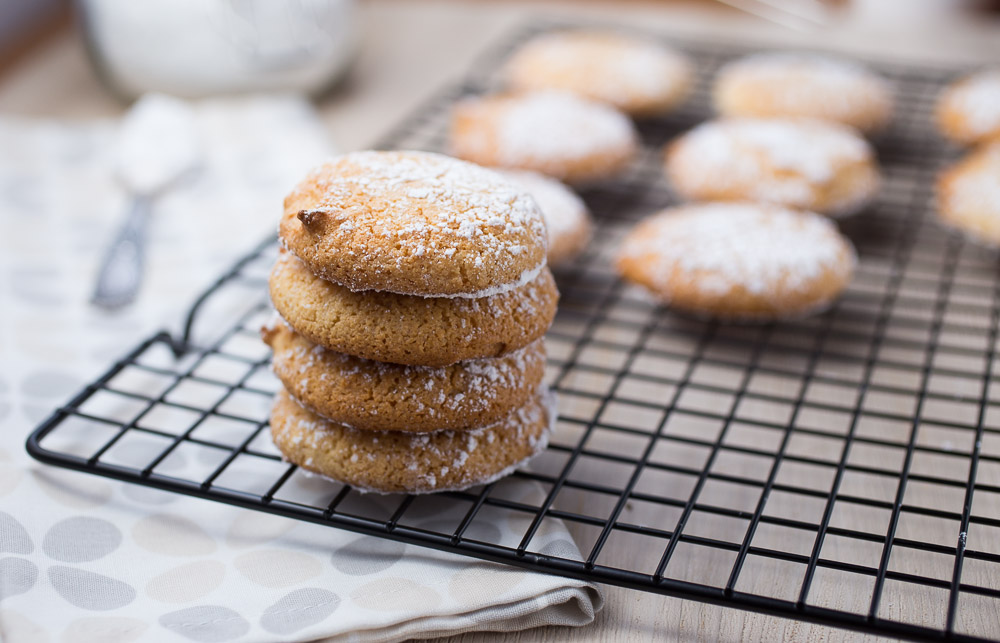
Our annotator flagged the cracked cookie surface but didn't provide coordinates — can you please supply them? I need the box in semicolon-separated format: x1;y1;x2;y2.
263;321;546;432
279;150;548;298
270;387;555;494
269;250;558;366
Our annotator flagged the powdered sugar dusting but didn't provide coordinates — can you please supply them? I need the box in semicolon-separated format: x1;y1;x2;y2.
716;52;892;128
497;169;588;239
485;92;636;165
269;320;546;419
669;118;876;214
506;31;691;106
942;70;1000;141
939;145;1000;238
285;150;548;295
619;203;855;296
439;263;543;299
274;388;556;495
262;310;285;334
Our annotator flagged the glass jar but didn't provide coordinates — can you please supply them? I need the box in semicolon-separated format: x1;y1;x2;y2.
76;0;358;99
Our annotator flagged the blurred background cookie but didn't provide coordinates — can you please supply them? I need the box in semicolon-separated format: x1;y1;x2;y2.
498;169;592;266
713;52;893;133
937;144;1000;245
665;117;881;217
936;69;1000;146
503;30;692;117
616;203;856;321
449;91;638;184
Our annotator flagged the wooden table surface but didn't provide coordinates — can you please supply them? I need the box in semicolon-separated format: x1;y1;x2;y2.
3;2;999;641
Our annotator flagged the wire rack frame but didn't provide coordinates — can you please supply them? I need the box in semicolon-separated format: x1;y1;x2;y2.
26;20;1000;643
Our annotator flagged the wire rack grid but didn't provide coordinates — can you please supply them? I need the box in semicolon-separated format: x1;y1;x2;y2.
26;21;1000;643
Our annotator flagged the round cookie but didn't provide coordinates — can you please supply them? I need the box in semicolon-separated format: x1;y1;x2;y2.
269;250;559;366
503;30;692;117
665;117;881;217
270;387;554;494
937;144;1000;246
280;150;548;298
498;169;591;266
449;91;639;184
713;52;893;133
936;69;1000;146
262;321;547;432
616;203;857;321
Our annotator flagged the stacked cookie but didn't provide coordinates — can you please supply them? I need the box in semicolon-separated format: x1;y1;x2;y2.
263;151;559;494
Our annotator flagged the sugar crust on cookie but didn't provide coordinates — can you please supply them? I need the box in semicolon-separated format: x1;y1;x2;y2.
713;52;893;132
450;92;638;184
270;387;556;494
616;202;857;320
665;117;880;217
504;30;693;116
263;321;547;432
937;69;1000;146
497;169;592;265
269;250;559;366
280;150;548;298
937;144;1000;246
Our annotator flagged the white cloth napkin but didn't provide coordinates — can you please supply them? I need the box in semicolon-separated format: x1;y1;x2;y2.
0;97;602;643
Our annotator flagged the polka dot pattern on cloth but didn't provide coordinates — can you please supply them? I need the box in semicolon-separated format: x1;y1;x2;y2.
0;557;38;598
48;566;137;611
145;561;226;604
0;512;34;554
43;517;122;563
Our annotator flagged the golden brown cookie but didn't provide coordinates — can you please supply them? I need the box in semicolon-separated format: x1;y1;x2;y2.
262;321;547;432
937;144;1000;246
449;92;639;184
713;52;893;133
280;150;548;298
936;69;1000;146
665;117;881;218
616;203;856;321
270;387;554;494
503;30;692;117
497;170;591;266
269;250;559;366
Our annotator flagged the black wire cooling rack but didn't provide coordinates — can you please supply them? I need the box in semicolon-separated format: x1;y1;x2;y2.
27;21;1000;643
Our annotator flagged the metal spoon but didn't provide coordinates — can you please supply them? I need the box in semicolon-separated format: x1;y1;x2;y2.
91;94;200;310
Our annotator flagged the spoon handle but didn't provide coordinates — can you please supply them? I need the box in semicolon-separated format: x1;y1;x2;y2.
91;195;152;310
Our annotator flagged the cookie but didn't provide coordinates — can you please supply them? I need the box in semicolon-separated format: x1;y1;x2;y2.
503;30;692;117
269;250;559;366
936;69;1000;146
449;91;639;184
665;118;881;217
616;203;856;321
262;321;547;432
713;52;893;132
498;170;591;266
280;150;548;298
937;144;1000;246
270;387;554;494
